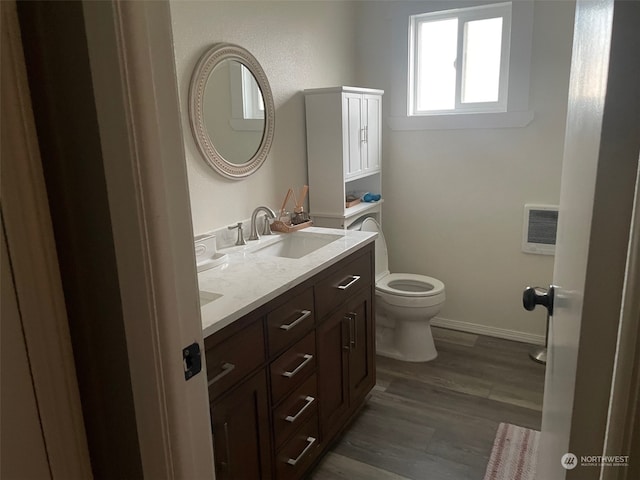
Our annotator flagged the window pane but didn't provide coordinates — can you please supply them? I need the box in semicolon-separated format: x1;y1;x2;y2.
417;18;457;111
462;17;503;104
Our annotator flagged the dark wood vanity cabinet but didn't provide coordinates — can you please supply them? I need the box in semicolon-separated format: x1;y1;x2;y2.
205;243;375;480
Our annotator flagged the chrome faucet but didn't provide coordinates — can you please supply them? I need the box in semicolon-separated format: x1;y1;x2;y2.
249;206;276;241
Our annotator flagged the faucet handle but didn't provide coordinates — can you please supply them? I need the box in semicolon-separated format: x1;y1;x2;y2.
227;222;246;246
261;215;273;236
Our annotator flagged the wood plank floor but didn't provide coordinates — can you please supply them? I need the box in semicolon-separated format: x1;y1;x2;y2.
309;327;545;480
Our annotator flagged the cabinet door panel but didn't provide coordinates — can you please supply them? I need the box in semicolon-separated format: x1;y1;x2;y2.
344;94;363;178
346;290;375;403
211;370;272;480
364;94;381;173
316;308;350;441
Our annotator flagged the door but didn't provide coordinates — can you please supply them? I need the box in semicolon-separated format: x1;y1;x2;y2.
2;1;92;477
211;370;272;480
536;2;640;479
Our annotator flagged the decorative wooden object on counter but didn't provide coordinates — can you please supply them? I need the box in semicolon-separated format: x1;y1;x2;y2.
204;243;376;479
270;220;313;233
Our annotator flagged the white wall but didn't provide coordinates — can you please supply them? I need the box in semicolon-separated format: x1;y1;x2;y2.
357;0;576;339
171;0;576;340
170;0;358;236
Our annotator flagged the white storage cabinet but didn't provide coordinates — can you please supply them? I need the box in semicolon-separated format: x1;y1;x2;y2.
304;86;384;229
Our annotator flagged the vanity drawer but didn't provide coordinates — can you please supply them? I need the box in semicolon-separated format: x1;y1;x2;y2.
270;331;316;404
314;249;372;319
267;288;315;356
273;373;318;448
275;415;320;480
207;320;265;401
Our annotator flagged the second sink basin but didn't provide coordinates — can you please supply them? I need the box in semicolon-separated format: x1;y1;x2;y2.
251;231;342;259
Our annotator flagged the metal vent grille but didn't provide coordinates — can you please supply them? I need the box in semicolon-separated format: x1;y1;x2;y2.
527;210;558;245
522;205;558;255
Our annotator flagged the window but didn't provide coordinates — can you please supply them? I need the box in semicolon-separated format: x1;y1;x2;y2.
409;3;512;116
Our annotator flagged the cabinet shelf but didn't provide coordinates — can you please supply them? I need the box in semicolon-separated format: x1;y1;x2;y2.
344;199;383;219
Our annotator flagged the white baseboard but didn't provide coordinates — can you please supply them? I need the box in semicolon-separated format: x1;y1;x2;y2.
431;316;546;346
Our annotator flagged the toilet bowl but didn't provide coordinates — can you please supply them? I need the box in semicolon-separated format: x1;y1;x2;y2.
360;218;445;362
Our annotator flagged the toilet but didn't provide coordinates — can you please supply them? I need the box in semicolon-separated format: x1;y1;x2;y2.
360;217;445;362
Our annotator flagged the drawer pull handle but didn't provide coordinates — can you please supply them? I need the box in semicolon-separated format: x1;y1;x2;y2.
282;354;313;378
279;310;312;331
285;396;315;423
208;362;235;386
337;275;360;290
286;436;316;466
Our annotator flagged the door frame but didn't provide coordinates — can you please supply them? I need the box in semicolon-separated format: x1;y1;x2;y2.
81;1;215;478
602;157;640;479
1;1;92;477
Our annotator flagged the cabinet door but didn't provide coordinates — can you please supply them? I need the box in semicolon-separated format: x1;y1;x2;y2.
343;93;364;179
316;307;350;441
345;289;376;403
363;94;381;174
211;370;272;480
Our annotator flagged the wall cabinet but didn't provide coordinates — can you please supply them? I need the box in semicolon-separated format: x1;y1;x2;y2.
205;243;375;479
305;86;384;229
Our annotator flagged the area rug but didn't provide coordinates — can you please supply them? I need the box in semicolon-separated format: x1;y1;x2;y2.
483;423;540;480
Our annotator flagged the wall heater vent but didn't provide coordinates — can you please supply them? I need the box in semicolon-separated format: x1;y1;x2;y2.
522;204;558;255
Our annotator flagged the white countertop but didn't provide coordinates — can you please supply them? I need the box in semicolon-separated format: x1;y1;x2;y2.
198;227;377;338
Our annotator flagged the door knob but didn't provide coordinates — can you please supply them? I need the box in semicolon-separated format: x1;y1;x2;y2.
522;285;555;315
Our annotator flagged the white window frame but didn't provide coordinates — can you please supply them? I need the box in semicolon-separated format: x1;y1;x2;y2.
409;2;512;116
388;0;534;130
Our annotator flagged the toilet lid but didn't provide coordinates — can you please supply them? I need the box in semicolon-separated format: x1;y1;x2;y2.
377;273;445;298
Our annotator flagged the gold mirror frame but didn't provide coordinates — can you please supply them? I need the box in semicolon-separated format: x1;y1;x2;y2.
188;43;275;180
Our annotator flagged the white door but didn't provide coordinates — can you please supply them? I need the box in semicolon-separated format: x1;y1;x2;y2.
535;1;640;479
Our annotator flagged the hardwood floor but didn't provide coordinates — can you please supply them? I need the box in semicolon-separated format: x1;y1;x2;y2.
309;327;545;480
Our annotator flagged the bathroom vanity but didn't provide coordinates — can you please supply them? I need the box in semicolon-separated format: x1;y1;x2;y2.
198;228;376;479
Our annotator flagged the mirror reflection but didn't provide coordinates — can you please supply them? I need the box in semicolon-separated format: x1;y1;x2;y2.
203;60;265;165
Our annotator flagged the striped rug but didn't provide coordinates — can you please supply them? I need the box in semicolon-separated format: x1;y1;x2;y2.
483;423;540;480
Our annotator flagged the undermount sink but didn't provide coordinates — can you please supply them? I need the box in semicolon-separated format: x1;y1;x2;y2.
251;232;342;259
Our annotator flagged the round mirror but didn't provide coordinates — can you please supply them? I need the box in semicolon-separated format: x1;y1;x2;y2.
189;43;275;179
